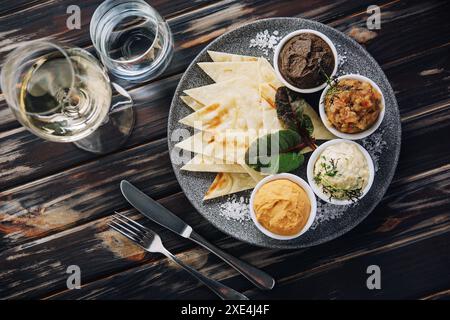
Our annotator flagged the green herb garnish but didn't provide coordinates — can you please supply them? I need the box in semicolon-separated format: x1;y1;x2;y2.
245;129;306;174
313;156;363;202
321;184;363;203
320;157;339;177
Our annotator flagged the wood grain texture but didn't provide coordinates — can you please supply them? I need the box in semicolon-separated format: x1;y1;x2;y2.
0;0;449;300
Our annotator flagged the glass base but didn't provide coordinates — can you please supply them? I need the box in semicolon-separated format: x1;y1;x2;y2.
74;102;134;154
109;41;174;84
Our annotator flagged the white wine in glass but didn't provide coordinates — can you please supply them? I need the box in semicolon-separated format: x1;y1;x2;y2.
1;41;134;153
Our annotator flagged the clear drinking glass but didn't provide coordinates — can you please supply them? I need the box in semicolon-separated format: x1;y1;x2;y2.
90;0;174;82
0;40;134;153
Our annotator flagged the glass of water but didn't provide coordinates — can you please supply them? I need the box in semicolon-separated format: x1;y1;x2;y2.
90;0;174;82
1;40;134;153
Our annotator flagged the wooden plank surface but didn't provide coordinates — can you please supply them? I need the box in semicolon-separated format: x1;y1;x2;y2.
0;0;449;300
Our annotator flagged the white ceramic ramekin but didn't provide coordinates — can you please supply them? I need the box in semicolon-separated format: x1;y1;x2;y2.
249;173;317;240
306;139;375;205
319;74;385;140
273;29;338;93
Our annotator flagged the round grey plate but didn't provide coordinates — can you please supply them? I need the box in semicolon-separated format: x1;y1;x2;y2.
168;18;401;249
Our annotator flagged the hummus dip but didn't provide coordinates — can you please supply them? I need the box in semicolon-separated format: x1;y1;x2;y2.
313;142;369;201
253;179;310;236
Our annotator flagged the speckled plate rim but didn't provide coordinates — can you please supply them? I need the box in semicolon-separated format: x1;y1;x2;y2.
167;17;401;249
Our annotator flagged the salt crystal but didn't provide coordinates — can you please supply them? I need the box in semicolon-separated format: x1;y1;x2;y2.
337;53;348;69
361;130;387;172
311;200;354;230
219;195;251;222
249;30;282;56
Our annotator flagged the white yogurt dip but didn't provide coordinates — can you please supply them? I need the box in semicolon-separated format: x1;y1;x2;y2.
313;142;369;201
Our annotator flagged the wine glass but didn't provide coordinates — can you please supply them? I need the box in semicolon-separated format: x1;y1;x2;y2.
0;40;134;153
90;0;174;82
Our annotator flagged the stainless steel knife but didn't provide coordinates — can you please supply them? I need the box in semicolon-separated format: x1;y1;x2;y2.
120;180;275;290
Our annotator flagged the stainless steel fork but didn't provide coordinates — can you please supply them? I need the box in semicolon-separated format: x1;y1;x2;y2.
109;212;249;300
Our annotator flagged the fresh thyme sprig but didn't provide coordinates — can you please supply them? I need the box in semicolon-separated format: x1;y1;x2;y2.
318;62;340;105
318;61;338;88
321;184;363;203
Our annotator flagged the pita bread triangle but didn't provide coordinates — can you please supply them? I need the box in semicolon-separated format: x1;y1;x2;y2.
183;77;265;131
198;61;261;83
206;51;283;88
181;154;246;173
204;172;256;200
175;130;259;164
207;50;258;62
180;95;204;111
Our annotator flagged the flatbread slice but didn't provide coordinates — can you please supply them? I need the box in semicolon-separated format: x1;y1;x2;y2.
184;77;259;107
179;99;241;132
200;56;282;90
180;95;204;111
207;51;258;62
179;98;278;133
175;130;258;164
181;154;246;173
204;172;256;200
259;85;284;131
198;61;261;83
257;58;284;89
183;77;264;130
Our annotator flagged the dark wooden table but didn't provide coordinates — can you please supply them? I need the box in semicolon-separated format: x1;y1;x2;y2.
0;0;449;300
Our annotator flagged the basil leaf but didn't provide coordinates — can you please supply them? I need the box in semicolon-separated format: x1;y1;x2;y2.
245;129;305;174
270;152;305;173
